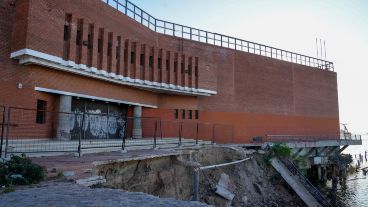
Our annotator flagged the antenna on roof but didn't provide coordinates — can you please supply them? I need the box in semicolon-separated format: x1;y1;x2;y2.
316;38;319;59
323;39;327;60
320;38;323;60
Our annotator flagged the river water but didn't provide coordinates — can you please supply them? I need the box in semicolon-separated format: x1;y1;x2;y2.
336;135;368;207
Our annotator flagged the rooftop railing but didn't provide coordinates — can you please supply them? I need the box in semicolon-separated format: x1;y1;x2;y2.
102;0;334;71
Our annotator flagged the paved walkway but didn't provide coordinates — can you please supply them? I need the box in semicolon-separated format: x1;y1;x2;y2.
0;182;211;207
30;149;182;180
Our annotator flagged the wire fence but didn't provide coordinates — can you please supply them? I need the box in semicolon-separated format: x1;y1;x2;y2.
0;106;233;158
102;0;334;71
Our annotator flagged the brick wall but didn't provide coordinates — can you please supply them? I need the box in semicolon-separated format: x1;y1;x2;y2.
0;0;340;143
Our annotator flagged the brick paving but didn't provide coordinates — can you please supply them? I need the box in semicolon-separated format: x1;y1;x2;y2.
30;149;182;180
0;182;211;207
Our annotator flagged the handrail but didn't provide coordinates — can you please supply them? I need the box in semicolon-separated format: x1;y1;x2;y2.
281;158;333;207
102;0;334;71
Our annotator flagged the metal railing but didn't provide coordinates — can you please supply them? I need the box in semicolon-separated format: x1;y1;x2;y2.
102;0;334;71
1;106;233;158
281;157;333;207
266;133;362;143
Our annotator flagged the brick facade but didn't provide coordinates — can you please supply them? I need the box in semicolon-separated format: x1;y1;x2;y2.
0;0;340;143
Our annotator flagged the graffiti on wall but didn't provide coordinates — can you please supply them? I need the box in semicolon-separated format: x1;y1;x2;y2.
70;109;127;139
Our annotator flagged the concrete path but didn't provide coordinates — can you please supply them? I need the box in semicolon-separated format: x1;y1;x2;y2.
271;157;321;207
0;182;212;207
30;149;184;180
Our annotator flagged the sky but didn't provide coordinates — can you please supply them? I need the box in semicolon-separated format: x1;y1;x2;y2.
129;0;368;134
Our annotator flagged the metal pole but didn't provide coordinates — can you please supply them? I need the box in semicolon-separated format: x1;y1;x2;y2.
196;122;199;145
153;120;157;149
5;107;10;158
78;112;84;157
212;124;215;144
125;0;128;14
122;117;127;151
178;122;182;146
193;169;200;201
0;106;5;158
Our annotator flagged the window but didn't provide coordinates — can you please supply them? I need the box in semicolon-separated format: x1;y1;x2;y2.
195;110;199;120
131;51;135;64
149;56;153;68
181;109;185;119
140;53;145;66
174;109;179;119
188;110;192;119
36;100;47;124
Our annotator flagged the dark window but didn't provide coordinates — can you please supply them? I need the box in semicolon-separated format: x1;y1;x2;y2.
131;51;135;64
188;110;192;119
36;100;47;124
140;53;145;66
174;61;178;72
64;25;70;41
149;56;153;68
158;58;162;69
174;109;179;119
195;110;199;119
181;109;185;119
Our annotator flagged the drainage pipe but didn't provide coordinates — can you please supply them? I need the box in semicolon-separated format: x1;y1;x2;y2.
193;157;252;201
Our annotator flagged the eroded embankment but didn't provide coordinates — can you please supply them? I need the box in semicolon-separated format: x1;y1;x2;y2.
95;146;305;207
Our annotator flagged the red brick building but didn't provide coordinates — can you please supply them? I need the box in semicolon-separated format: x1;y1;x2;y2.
0;0;339;143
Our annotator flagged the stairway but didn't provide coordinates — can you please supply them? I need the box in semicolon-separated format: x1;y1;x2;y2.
271;157;332;207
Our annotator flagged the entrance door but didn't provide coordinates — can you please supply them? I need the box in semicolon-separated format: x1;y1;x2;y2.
70;97;127;139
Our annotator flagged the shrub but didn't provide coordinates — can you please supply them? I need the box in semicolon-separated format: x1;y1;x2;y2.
271;143;292;157
0;154;44;186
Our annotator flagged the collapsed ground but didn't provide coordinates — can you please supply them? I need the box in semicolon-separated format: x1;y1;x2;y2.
96;146;305;207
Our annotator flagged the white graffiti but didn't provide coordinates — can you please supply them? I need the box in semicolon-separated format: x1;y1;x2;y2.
71;109;126;139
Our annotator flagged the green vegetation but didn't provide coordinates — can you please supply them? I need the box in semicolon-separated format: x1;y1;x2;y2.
271;143;292;157
0;154;44;187
263;143;292;164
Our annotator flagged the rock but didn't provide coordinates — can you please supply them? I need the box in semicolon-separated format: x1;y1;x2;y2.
10;174;23;179
216;185;235;201
242;195;249;204
62;171;75;177
215;173;235;201
76;176;106;187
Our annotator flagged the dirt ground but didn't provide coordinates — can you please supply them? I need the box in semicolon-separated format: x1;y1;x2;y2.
96;146;306;207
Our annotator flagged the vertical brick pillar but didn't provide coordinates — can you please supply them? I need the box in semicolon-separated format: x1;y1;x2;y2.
125;39;131;78
135;42;141;81
69;17;78;65
110;33;117;76
153;47;159;83
101;30;108;75
177;54;182;88
116;36;122;76
168;51;175;87
91;26;99;70
191;57;196;89
181;56;189;87
129;42;136;79
80;21;89;67
195;57;199;88
161;49;167;85
144;45;150;82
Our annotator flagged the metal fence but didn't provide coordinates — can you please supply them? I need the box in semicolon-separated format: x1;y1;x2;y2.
102;0;334;71
0;106;233;158
265;133;361;143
